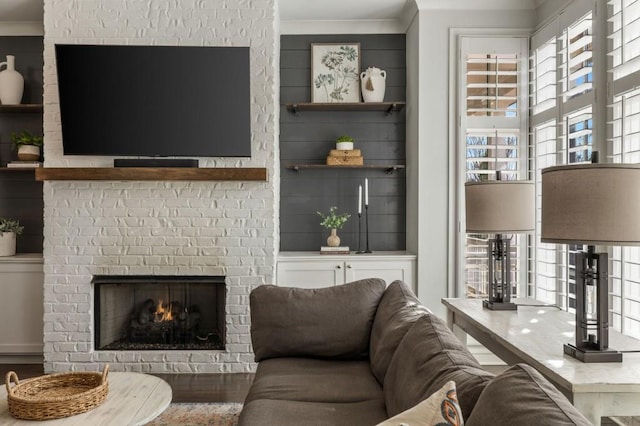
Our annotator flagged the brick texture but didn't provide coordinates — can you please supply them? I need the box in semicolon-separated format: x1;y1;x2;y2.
42;0;280;373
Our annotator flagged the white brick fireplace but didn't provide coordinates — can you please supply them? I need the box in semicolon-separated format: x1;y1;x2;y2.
42;0;280;373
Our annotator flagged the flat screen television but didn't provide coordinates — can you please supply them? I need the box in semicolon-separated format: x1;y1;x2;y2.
55;44;251;157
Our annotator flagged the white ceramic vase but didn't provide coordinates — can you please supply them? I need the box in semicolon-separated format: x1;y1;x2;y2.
0;55;24;105
0;232;17;257
360;67;386;103
17;145;40;161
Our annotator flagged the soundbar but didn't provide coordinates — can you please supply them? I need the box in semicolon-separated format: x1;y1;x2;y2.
114;159;199;168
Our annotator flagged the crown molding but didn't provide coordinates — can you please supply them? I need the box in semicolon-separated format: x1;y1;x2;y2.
415;0;537;10
0;21;44;36
280;19;405;35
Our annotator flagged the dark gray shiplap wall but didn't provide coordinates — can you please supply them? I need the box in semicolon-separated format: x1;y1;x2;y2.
0;37;44;253
280;34;406;252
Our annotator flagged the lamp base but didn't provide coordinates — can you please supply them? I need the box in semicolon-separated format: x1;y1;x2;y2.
563;343;623;363
483;300;517;311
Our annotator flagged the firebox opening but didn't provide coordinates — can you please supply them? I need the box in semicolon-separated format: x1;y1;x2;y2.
94;275;226;351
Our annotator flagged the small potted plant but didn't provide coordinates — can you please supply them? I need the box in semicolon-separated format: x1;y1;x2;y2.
11;130;43;161
0;217;23;256
317;206;351;247
335;135;354;151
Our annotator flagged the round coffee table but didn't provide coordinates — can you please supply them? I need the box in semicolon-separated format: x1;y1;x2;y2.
0;371;172;425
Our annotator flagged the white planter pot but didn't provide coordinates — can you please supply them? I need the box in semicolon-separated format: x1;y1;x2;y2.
336;141;354;150
0;55;24;105
0;232;16;256
17;145;40;161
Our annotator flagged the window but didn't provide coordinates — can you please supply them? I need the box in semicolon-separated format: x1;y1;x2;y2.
458;36;528;298
608;0;640;339
530;5;594;311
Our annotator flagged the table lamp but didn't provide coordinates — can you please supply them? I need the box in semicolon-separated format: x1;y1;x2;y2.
541;156;640;362
465;173;535;310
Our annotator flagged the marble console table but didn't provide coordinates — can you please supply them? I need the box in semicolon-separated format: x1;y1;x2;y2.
442;298;640;425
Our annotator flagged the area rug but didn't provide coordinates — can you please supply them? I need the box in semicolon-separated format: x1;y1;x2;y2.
147;402;242;426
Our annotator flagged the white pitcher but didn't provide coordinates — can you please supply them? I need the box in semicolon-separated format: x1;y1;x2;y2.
0;55;24;105
360;67;386;103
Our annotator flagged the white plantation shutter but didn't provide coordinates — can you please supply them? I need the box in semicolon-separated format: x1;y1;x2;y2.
561;12;593;101
530;38;557;115
459;36;528;299
566;107;593;163
531;120;565;304
608;0;640;339
465;129;520;181
610;0;640;87
530;4;593;311
466;54;519;117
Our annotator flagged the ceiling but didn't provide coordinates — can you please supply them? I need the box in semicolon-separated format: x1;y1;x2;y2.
0;0;539;23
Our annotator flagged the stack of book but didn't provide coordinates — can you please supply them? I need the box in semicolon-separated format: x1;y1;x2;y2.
320;246;350;255
6;161;43;168
326;149;363;166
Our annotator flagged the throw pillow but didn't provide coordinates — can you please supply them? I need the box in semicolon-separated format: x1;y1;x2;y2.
250;278;387;361
465;364;592;426
369;280;431;384
376;380;463;426
383;315;494;419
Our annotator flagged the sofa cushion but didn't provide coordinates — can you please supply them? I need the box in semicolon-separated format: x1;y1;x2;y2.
250;278;386;361
244;358;383;404
369;280;431;384
466;364;592;426
238;399;388;426
376;380;464;426
384;314;494;419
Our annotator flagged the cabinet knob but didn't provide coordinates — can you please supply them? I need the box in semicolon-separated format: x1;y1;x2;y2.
336;265;341;269
347;264;352;269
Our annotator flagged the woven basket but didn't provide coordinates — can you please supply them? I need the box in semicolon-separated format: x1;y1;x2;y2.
326;155;364;165
6;365;109;420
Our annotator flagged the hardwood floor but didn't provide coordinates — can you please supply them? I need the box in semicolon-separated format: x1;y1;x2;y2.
0;364;254;403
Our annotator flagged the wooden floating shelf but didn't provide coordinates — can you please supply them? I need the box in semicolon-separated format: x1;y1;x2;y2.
0;167;38;173
35;167;268;182
286;102;405;115
0;104;43;113
286;164;405;174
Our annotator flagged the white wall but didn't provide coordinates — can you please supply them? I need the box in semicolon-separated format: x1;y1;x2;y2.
408;8;535;317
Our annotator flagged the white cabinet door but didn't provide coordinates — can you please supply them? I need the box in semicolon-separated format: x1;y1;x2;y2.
276;259;343;288
277;253;416;291
0;255;44;355
344;258;414;288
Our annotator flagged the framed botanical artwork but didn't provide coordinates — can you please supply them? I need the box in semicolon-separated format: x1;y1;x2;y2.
311;43;361;103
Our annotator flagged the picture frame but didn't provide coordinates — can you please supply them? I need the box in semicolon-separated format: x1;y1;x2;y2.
311;43;361;103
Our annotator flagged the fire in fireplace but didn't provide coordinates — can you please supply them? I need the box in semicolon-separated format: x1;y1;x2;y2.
94;275;226;351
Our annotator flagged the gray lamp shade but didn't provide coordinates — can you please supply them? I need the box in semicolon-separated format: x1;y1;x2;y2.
465;180;535;233
541;164;640;245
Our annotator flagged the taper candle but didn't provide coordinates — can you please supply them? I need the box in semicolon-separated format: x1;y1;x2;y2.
358;185;362;214
364;178;369;206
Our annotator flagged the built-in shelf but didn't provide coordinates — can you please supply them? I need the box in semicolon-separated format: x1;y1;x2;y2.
286;102;405;116
35;167;268;181
0;104;43;113
285;164;405;174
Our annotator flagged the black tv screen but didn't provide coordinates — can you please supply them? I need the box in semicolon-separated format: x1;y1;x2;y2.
55;44;251;157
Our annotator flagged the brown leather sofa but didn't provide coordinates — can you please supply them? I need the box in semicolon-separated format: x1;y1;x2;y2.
238;278;592;426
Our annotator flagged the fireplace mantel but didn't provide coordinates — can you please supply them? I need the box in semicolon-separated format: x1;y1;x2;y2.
35;167;268;181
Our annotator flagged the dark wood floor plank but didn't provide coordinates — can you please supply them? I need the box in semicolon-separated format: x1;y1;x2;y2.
0;364;254;403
